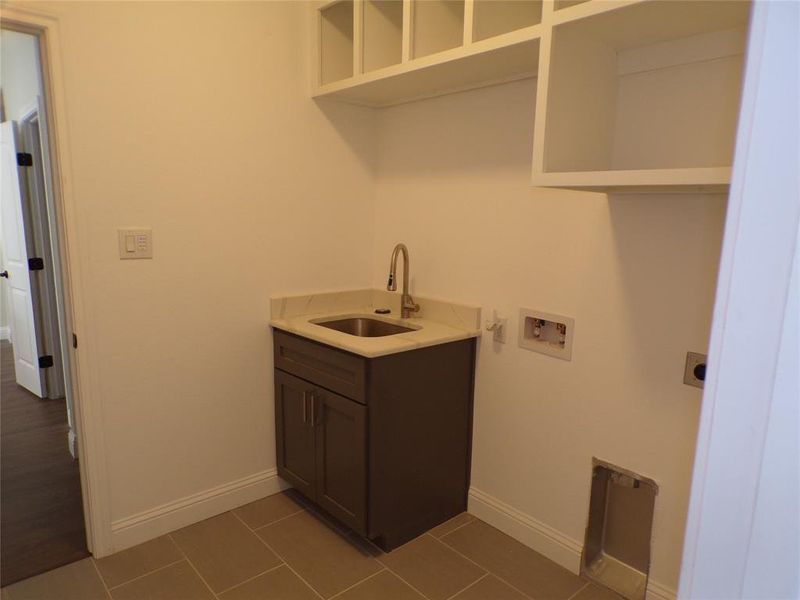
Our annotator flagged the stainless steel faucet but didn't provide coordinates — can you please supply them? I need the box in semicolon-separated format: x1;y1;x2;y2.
387;243;420;319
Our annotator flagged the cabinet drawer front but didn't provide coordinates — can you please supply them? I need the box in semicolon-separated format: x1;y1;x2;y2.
273;330;366;403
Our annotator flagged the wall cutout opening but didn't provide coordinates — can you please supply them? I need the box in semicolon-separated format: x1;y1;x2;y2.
518;308;574;360
582;459;658;600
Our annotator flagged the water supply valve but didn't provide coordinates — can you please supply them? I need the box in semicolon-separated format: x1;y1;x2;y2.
485;310;508;343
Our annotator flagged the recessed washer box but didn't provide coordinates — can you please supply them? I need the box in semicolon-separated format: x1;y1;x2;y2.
582;459;658;600
518;308;574;361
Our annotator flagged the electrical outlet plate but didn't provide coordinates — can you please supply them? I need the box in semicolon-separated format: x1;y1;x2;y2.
118;228;153;259
518;308;574;361
684;352;707;388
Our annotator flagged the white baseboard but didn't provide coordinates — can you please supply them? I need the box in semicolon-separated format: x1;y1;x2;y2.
647;579;678;600
109;468;288;555
0;326;9;341
468;486;582;573
467;486;677;600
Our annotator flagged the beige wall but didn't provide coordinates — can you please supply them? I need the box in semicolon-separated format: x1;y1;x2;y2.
370;79;726;590
8;2;726;590
30;1;376;523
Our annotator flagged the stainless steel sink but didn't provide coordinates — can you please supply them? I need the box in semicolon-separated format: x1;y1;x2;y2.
313;317;417;337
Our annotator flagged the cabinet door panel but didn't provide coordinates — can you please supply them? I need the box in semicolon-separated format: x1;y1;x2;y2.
314;388;367;534
275;370;316;499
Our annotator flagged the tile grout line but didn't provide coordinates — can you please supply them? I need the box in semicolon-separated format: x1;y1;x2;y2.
429;533;538;600
104;558;186;591
88;559;114;600
231;511;325;600
240;507;430;600
432;516;476;540
566;582;590;600
215;562;286;596
327;568;387;600
374;552;450;600
379;532;488;599
443;572;490;600
235;507;306;532
167;533;221;600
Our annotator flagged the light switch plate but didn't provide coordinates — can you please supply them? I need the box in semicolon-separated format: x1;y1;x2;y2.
118;229;153;259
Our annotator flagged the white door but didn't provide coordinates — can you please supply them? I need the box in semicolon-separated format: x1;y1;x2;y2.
1;120;45;397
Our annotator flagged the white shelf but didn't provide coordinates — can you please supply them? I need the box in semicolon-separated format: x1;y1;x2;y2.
314;0;751;192
316;29;539;107
320;0;355;85
363;0;403;72
473;0;542;42
532;0;751;192
314;0;541;107
412;0;465;59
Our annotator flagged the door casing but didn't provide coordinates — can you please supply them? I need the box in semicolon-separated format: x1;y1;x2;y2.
1;6;113;557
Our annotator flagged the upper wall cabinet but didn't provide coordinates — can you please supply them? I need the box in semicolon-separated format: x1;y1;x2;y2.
532;0;751;192
313;0;542;107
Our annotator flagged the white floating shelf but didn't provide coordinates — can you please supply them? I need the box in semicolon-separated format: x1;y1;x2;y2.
315;28;540;107
532;0;751;193
313;0;541;108
313;0;751;192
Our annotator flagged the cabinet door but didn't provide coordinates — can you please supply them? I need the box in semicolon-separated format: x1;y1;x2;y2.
313;387;367;534
275;370;316;499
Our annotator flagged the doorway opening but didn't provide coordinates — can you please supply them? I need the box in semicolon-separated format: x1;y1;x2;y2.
0;26;88;586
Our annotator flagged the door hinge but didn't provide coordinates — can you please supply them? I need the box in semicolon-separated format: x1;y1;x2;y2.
28;257;44;271
16;152;33;167
39;355;54;369
72;333;78;349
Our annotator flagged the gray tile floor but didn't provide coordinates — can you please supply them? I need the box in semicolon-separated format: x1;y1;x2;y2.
1;491;621;600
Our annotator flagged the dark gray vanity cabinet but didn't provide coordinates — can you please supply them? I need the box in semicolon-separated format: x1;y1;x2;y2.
275;369;367;532
273;329;476;551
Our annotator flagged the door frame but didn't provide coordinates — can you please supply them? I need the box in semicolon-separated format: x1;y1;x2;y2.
678;0;799;596
1;5;113;556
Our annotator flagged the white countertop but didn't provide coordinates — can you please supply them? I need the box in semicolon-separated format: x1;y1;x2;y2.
269;289;481;358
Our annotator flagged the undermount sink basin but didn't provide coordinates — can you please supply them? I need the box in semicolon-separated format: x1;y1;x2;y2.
313;317;417;337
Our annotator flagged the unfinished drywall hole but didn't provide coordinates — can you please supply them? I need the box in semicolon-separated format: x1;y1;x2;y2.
518;308;574;360
582;458;658;600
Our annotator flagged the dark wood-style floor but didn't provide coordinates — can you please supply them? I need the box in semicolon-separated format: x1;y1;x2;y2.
1;340;89;586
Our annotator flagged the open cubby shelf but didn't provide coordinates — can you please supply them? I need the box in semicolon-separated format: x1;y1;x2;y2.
314;0;542;107
364;0;403;72
413;0;465;59
473;0;542;42
532;0;750;191
314;0;751;191
320;1;354;86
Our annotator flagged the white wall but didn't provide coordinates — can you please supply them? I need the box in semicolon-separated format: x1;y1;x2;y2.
371;79;726;592
28;0;376;533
